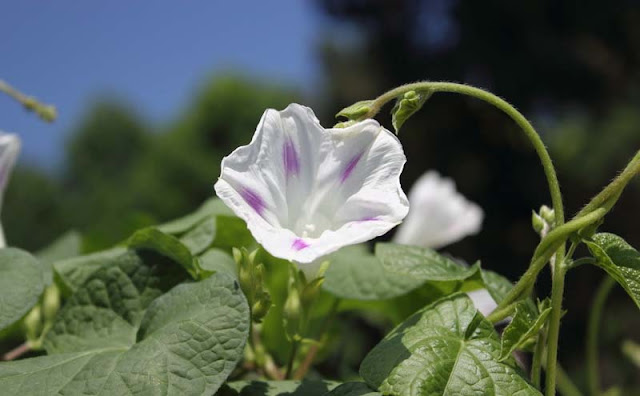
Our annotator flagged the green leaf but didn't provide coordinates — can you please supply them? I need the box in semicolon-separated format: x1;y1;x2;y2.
36;230;82;263
585;233;640;309
127;227;198;278
360;293;540;395
323;245;426;300
210;215;256;250
157;197;232;235
327;382;382;395
0;248;48;330
0;257;249;395
391;90;431;133
52;247;126;296
218;380;339;395
44;249;186;353
376;243;480;282
499;300;551;361
180;216;216;254
199;248;237;278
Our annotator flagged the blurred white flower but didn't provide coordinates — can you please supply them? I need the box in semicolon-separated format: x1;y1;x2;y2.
393;170;483;249
0;132;20;248
215;104;409;265
467;289;498;317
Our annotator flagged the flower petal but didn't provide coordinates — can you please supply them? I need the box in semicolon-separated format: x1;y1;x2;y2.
393;171;483;249
215;104;409;264
0;132;20;209
466;288;498;317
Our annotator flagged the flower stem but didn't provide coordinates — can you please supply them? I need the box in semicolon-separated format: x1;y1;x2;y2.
575;150;640;220
487;209;606;324
293;298;341;380
545;251;567;396
285;340;299;379
366;81;565;232
2;342;30;361
531;329;546;389
586;276;616;396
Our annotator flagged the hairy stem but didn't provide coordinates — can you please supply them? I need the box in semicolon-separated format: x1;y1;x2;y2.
366;81;564;231
487;209;606;323
546;252;568;395
531;329;546;389
575;150;640;220
586;276;616;396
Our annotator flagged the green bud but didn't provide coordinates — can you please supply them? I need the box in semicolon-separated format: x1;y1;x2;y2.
301;277;325;308
37;105;57;123
42;285;61;322
539;205;555;225
532;211;545;235
251;292;272;323
532;205;556;237
283;287;302;340
336;100;375;121
232;247;243;265
23;306;42;344
391;90;431;134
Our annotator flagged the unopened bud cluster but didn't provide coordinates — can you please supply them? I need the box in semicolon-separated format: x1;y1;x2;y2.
283;261;329;341
532;205;555;237
233;248;271;323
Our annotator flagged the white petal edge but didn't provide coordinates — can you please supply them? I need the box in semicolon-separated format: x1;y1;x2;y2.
215;104;409;264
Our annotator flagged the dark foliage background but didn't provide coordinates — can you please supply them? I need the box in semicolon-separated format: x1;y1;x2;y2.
4;0;640;391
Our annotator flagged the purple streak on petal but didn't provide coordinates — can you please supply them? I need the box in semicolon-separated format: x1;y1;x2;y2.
340;152;364;183
292;238;309;251
359;216;378;222
240;187;265;214
283;137;300;178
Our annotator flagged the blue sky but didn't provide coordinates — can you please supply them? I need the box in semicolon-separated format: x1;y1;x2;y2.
0;1;324;169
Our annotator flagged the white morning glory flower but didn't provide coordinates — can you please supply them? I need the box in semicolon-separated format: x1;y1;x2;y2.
392;170;483;249
0;132;20;248
214;103;409;265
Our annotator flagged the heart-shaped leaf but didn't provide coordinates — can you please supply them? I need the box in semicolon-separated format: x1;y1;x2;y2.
323;245;426;300
585;233;640;309
0;250;249;395
360;293;540;395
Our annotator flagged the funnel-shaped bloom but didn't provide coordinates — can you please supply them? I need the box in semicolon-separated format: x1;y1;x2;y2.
393;171;483;249
0;132;20;247
215;104;409;264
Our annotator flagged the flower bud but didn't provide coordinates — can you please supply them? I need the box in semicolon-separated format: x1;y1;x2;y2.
336;100;374;121
42;285;61;323
283;286;302;340
539;205;555;225
23;306;42;344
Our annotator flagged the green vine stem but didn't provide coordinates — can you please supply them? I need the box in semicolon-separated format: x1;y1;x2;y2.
531;329;546;389
575;150;640;220
365;81;565;232
487;208;607;324
586;276;616;396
